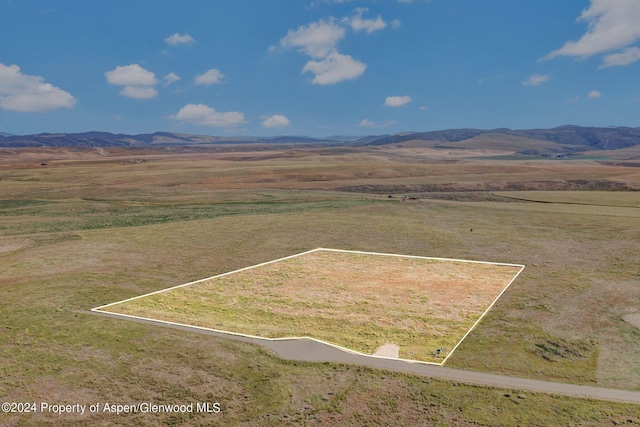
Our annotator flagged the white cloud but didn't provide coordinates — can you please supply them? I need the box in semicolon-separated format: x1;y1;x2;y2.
280;19;345;58
358;118;397;127
303;52;366;85
162;72;180;86
543;0;640;65
344;8;387;34
588;89;602;98
391;19;401;29
522;74;550;86
194;68;225;85
105;64;157;86
173;103;246;127
384;95;412;107
261;114;291;128
600;46;640;68
119;86;158;99
165;33;196;46
278;11;392;85
105;64;158;99
0;63;76;112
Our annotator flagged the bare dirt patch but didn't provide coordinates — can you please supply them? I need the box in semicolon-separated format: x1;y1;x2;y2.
373;343;400;358
623;313;640;330
0;237;30;253
100;249;522;363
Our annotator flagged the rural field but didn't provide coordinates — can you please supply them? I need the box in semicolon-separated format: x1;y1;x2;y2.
1;144;640;425
99;248;522;363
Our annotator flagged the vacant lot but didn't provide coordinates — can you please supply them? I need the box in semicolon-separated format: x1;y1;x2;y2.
100;249;521;363
1;145;639;425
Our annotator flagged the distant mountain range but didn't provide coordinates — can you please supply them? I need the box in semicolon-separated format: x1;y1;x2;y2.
2;126;640;156
363;125;640;154
0;131;339;148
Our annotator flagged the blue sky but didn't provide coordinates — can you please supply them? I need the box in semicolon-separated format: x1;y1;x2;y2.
1;0;639;137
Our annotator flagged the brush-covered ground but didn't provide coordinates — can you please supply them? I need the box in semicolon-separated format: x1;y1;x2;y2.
103;249;521;363
1;146;640;426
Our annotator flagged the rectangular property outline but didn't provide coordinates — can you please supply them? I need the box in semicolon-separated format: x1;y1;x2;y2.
92;248;525;366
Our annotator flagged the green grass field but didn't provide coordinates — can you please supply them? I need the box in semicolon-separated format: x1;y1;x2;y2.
1;147;640;425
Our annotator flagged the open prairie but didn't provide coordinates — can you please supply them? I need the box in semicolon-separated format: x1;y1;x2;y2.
99;248;522;363
1;145;640;425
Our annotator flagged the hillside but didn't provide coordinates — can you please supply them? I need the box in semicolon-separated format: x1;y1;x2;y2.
0;132;257;148
0;131;344;148
363;125;640;156
2;126;640;158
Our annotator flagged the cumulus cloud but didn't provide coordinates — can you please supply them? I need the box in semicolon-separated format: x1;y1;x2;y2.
261;114;291;128
358;118;397;127
521;74;550;86
173;103;246;127
194;68;225;85
105;64;158;99
162;72;180;86
280;19;346;58
384;95;412;107
543;0;640;67
588;89;602;98
0;63;76;112
600;46;640;68
119;86;157;99
303;52;366;85
278;11;389;85
344;8;387;33
165;33;196;46
105;64;157;86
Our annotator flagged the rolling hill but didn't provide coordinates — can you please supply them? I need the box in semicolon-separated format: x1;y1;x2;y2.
0;131;342;148
1;126;639;158
362;125;640;156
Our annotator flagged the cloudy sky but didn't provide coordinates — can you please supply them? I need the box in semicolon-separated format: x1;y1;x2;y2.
1;0;639;136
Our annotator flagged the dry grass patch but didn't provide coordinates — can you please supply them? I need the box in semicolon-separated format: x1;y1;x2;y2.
99;249;522;363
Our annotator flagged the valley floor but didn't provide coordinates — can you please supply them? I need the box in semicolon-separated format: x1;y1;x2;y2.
1;144;639;425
